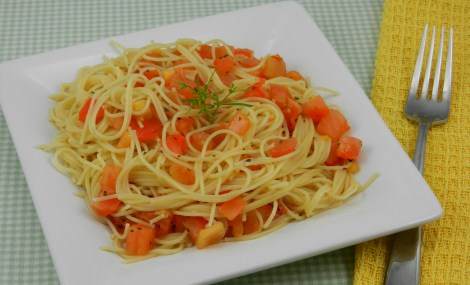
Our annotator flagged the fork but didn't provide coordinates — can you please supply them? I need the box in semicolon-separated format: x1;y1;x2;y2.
385;24;453;285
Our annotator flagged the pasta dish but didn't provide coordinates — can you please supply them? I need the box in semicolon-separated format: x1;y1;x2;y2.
42;39;373;262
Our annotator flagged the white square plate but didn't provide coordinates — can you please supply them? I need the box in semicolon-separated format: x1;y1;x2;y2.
0;2;441;285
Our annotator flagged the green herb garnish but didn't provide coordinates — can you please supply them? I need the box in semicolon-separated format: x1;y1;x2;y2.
181;74;251;122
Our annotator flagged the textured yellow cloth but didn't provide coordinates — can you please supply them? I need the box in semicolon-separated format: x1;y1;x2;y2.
353;0;470;284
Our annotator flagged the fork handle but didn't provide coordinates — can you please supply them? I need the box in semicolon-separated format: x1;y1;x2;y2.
412;122;430;173
385;122;429;285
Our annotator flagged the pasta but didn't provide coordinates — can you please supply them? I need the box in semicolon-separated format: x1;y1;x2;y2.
41;38;374;262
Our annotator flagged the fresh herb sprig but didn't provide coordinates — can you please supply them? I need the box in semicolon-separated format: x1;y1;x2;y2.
181;74;251;122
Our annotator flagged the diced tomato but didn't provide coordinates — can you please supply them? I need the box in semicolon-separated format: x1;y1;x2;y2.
302;96;330;123
195;221;226;249
270;85;290;108
234;48;259;68
228;215;244;237
228;112;251;136
154;212;174;238
286;70;304;81
165;68;197;99
244;79;268;99
239;56;260;68
233;48;253;57
198;44;212;59
254;78;265;89
190;131;215;151
117;131;131;148
209;123;229;147
109;116;124;129
325;140;344;166
91;198;121;217
283;98;302;131
130;117;163;143
125;224;156;256
134;81;145;88
244;211;260;234
79;98;105;123
92;165;122;216
268;138;297;158
175;117;195;135
278;203;288;215
214;57;235;74
172;215;186;232
215;46;229;59
261;55;287;79
181;216;207;242
143;69;159;80
168;162;195;185
336;136;362;160
134;211;157;222
99;165;121;194
244;88;267;98
257;204;273;221
218;72;236;86
316;110;350;140
218;196;246;221
269;85;300;130
166;133;188;155
109;216;127;234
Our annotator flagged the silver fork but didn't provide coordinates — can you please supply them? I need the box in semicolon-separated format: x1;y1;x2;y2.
385;24;453;285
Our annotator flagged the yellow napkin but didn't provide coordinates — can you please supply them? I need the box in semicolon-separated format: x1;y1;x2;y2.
353;0;470;284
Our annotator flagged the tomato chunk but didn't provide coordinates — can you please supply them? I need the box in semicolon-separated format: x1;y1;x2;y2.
316;110;350;140
125;224;156;256
195;221;226;249
91;199;121;217
262;55;286;79
91;165;122;217
269;85;301;131
99;165;121;194
190;131;215;151
218;196;246;221
228;112;251;136
166;133;188;155
130;117;163;143
143;69;159;80
79;98;105;123
336;136;362;160
154;212;174;238
244;78;268;98
257;204;274;221
214;56;235;74
198;44;212;59
181;216;207;242
286;70;304;81
175;117;195;135
302;96;330;123
228;215;244;237
325;139;344;166
268;138;297;158
244;211;260;234
168;162;195;185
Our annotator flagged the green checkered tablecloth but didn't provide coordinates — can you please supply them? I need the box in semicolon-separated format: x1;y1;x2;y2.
0;1;382;284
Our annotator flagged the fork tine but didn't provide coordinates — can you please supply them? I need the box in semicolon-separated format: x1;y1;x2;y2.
431;27;445;101
420;26;436;99
409;24;428;98
442;27;453;102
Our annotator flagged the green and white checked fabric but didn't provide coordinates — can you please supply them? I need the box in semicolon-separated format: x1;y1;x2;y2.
0;1;382;284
